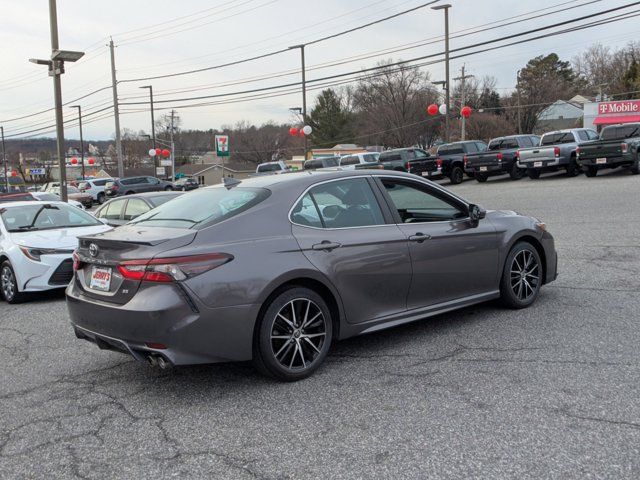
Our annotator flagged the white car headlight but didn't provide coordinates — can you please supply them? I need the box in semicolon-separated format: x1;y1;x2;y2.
19;246;74;262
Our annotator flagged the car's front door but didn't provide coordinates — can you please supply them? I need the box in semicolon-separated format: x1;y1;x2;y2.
291;177;412;324
375;177;499;309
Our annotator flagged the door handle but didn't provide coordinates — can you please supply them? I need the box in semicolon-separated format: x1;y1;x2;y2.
408;233;431;243
312;241;342;252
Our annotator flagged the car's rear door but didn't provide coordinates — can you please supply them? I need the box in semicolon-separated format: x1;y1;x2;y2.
291;177;412;324
374;176;499;309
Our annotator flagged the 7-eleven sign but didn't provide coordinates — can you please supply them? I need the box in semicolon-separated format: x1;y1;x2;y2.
215;135;230;157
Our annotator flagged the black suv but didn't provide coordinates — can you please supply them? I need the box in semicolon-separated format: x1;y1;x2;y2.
105;176;174;197
173;177;200;191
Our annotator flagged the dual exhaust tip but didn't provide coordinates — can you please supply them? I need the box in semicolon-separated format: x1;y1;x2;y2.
147;354;171;370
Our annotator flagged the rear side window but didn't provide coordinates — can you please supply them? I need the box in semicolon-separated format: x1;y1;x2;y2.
100;199;125;220
488;139;503;150
291;178;385;229
94;179;108;186
130;187;270;229
577;130;588;141
123;198;150;221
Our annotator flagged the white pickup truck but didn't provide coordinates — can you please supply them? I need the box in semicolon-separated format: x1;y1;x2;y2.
255;161;290;175
516;128;599;179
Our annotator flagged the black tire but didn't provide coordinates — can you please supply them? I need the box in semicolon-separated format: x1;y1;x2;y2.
1;261;27;304
164;186;173;191
449;165;464;185
253;287;333;381
125;191;134;195
500;242;542;309
509;163;524;180
630;156;639;175
86;200;93;209
97;192;106;205
527;169;541;179
475;173;488;183
585;166;598;177
566;157;579;177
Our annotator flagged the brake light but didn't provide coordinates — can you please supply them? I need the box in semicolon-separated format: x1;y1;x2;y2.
117;253;233;283
554;146;560;157
575;146;581;157
72;251;83;271
463;155;468;166
515;150;520;158
621;142;628;153
496;153;503;161
405;162;411;171
436;158;442;168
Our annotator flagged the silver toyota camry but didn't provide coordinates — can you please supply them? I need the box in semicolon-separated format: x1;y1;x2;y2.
67;170;557;381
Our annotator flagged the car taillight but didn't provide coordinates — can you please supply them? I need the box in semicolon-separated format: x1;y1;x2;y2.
436;158;442;168
515;150;520;158
554;146;560;157
117;253;233;283
405;162;411;171
463;155;468;166
575;146;581;157
496;153;503;161
72;251;83;271
621;142;628;153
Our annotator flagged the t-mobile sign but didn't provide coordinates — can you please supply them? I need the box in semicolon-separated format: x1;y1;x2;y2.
598;100;640;115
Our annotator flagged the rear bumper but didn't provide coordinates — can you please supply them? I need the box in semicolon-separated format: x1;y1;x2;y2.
517;157;565;169
468;164;505;174
417;167;442;178
66;279;259;366
578;155;634;168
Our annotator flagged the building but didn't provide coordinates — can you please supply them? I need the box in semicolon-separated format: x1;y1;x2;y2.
310;144;368;158
536;95;590;133
583;99;640;131
175;161;255;186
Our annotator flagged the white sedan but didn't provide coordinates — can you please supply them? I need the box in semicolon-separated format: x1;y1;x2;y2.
0;201;111;303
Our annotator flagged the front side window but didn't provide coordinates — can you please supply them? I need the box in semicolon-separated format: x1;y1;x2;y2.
123;198;150;221
382;180;467;223
130;187;270;229
291;178;385;229
0;203;101;232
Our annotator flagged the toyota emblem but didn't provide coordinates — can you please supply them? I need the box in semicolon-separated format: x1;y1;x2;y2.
89;243;99;257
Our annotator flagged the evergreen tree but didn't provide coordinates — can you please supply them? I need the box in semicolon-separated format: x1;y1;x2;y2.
308;89;354;148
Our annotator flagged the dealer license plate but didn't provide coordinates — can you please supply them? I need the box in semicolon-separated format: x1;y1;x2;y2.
421;172;430;177
533;161;543;168
90;266;112;291
479;166;488;172
596;158;607;164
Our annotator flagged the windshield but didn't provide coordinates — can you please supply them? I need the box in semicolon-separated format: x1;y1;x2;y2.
148;194;182;207
129;187;270;229
0;203;102;232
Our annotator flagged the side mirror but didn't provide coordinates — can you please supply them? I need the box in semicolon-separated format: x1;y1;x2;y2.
468;204;486;226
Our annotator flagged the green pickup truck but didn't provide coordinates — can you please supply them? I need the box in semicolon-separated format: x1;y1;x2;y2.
576;123;640;177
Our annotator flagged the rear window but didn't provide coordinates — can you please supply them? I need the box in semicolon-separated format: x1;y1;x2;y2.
601;124;640;141
322;157;340;167
340;156;360;166
541;132;574;145
363;153;379;163
257;163;283;173
129;187;270;230
437;145;465;155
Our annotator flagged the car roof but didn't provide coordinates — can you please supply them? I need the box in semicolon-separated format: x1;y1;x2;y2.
104;191;183;200
0;200;67;208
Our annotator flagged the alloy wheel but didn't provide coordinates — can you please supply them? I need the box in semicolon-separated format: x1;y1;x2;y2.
510;250;540;302
270;298;327;371
1;266;15;301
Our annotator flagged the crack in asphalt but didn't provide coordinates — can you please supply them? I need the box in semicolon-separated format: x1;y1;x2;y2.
553;408;640;430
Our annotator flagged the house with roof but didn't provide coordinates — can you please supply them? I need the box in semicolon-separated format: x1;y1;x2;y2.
175;160;255;186
535;95;592;133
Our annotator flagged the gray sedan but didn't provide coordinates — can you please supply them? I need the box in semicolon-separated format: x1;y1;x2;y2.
66;171;557;381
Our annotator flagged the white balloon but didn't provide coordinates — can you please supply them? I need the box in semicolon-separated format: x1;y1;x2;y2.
302;125;312;135
438;104;447;115
149;148;157;157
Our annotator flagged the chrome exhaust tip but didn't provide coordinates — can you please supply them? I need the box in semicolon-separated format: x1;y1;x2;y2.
147;355;158;367
157;356;168;370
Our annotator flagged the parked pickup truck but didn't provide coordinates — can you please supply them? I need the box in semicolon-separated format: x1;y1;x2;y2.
378;148;436;176
255;160;290;174
432;140;488;184
517;128;599;179
576;123;640;177
465;135;540;182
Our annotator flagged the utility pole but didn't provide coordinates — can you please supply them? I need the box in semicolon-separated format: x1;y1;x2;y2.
70;105;85;180
516;69;522;135
140;85;157;174
170;109;176;181
289;45;308;159
432;4;452;143
49;0;67;201
454;65;474;141
109;39;124;178
1;126;8;192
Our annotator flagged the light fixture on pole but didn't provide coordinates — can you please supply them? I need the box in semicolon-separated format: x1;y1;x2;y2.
70;105;85;180
29;0;84;202
431;4;452;143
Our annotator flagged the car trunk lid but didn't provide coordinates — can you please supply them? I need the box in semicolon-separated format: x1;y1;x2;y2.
74;225;197;305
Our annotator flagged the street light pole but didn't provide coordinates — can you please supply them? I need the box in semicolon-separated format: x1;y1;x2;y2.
1;126;8;192
49;0;67;201
432;4;452;143
289;45;308;159
70;105;85;180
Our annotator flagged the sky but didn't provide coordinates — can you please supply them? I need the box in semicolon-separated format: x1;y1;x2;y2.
0;0;638;141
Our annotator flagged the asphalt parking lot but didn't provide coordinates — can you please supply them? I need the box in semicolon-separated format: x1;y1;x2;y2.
1;169;639;479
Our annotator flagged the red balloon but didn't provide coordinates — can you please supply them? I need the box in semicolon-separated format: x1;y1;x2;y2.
88;158;95;165
162;149;171;158
427;104;439;116
461;106;472;118
11;170;17;177
71;157;78;165
289;127;299;137
155;148;162;156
